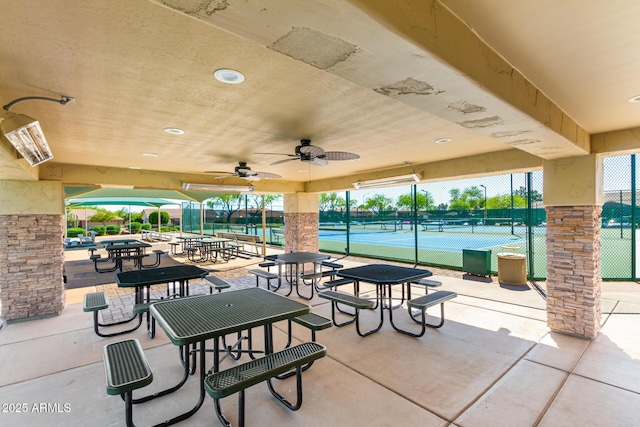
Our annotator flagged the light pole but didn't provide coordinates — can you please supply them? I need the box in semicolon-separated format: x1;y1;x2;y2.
480;184;487;220
420;189;430;211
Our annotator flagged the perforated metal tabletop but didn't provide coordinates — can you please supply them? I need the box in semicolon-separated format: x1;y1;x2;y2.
150;287;310;346
114;265;208;288
338;264;433;284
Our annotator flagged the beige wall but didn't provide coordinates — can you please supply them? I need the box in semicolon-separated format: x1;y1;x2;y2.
284;192;319;214
543;155;603;206
0;180;64;215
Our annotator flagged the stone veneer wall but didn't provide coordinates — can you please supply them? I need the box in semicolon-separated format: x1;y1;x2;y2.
0;214;65;321
545;205;602;339
283;212;319;253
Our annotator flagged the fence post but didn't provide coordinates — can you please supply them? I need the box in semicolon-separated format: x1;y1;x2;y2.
526;172;534;280
632;155;636;280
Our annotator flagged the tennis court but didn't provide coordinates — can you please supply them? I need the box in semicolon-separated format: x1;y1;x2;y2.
319;225;527;251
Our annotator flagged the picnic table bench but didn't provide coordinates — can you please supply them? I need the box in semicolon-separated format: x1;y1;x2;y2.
84;291;143;337
204;342;326;425
215;231;262;256
204;275;231;293
103;339;153;427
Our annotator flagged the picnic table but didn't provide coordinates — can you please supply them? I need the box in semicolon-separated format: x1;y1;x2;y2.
328;264;433;336
147;288;311;425
92;240;152;273
271;252;330;300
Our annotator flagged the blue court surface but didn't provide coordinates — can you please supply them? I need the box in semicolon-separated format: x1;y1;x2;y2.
319;228;526;251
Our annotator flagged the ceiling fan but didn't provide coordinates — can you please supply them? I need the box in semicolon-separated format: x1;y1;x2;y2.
204;162;281;181
256;139;360;166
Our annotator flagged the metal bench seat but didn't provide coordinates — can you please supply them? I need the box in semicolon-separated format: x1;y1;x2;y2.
395;290;458;337
318;278;353;290
318;290;381;336
204;275;231;293
205;342;326;426
103;339;153;427
84;292;143;337
321;261;343;270
248;269;279;291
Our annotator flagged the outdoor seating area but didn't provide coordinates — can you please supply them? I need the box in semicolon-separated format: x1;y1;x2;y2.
1;234;639;426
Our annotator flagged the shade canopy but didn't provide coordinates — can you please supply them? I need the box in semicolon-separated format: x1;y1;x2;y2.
66;197;177;208
64;186;229;204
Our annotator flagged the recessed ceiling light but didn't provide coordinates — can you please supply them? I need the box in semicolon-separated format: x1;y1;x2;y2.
214;69;245;84
129;166;141;170
435;138;451;144
142;153;157;158
628;95;640;103
163;127;184;135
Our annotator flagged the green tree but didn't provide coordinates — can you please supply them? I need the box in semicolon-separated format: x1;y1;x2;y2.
249;194;282;210
396;190;434;211
514;186;542;202
448;186;484;211
206;195;243;223
89;208;118;226
487;194;527;209
246;194;283;223
365;194;393;215
462;186;484;210
131;212;143;223
319;192;346;211
148;211;170;225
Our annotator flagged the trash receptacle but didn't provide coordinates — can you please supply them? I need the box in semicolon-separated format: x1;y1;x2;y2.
497;245;527;285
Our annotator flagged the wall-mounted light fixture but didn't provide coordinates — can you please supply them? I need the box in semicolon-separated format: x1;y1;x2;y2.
353;173;422;189
1;95;74;166
182;183;255;193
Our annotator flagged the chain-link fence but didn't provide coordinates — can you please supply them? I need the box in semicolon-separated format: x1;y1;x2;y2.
179;155;636;280
318;172;548;278
317;155;638;280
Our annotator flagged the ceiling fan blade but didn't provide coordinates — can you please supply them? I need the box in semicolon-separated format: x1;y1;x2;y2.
305;157;329;166
255;152;297;157
325;151;360;161
242;175;261;181
256;171;282;179
299;145;325;157
270;158;299;166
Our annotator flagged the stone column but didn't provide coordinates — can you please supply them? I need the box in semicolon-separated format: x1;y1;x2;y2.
0;180;65;322
543;155;603;339
283;193;319;253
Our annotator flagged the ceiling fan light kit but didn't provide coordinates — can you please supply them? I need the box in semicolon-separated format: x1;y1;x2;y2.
205;161;281;181
353;173;422;189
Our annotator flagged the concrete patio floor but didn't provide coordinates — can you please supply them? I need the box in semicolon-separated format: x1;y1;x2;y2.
1;240;639;426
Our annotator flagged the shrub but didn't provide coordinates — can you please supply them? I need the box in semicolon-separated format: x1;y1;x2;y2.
89;225;107;236
106;225;121;235
128;222;142;233
66;227;85;237
141;223;152;230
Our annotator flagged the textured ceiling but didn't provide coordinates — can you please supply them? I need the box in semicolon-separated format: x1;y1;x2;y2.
1;0;639;195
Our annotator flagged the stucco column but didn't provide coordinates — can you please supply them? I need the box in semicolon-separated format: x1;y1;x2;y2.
283;193;319;253
0;180;66;322
543;155;603;339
